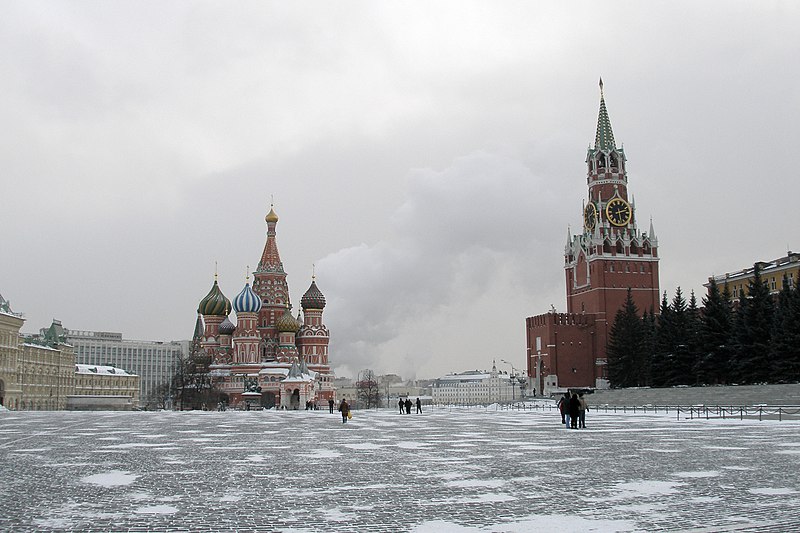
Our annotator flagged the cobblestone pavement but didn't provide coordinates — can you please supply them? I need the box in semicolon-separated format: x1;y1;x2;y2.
1;407;799;532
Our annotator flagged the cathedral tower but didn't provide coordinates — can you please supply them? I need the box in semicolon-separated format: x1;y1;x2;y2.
253;206;291;361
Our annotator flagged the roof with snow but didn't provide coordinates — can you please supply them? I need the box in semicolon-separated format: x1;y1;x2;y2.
75;364;136;376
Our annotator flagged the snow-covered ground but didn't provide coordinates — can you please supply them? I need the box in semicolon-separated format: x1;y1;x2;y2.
1;406;799;532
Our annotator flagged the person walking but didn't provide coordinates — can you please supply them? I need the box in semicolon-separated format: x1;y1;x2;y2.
569;392;580;429
558;392;569;426
578;393;589;428
404;398;412;414
415;397;422;414
328;398;335;414
338;398;350;424
399;398;405;414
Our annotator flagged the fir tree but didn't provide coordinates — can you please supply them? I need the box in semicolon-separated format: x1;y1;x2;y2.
732;263;774;383
769;274;800;382
696;279;733;384
640;309;657;386
607;289;647;387
650;291;673;387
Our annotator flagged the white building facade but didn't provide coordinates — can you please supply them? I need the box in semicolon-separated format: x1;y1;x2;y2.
432;362;520;405
63;328;187;405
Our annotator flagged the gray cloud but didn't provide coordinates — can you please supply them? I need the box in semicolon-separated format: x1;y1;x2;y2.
1;2;798;379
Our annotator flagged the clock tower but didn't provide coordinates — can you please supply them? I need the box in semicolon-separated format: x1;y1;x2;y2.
526;81;660;394
565;79;660;319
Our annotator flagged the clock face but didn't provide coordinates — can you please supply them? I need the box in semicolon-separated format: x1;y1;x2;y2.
584;203;597;231
605;198;631;226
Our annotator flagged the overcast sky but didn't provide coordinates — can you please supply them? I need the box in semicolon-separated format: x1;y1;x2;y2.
2;2;798;379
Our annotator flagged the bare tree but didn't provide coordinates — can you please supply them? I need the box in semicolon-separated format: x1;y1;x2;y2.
356;369;382;409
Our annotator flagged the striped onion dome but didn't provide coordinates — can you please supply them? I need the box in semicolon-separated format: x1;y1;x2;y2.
276;307;301;333
198;280;231;317
300;280;326;310
233;282;262;314
218;315;235;335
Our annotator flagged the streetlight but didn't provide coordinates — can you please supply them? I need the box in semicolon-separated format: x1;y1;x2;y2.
500;359;522;401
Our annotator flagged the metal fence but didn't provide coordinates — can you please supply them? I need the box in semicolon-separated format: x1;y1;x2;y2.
430;402;800;421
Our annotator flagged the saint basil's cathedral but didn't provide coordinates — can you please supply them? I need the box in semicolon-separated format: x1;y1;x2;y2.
193;206;335;409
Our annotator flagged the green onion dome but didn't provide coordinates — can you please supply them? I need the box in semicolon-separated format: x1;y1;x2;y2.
300;279;326;310
276;306;301;333
197;280;231;317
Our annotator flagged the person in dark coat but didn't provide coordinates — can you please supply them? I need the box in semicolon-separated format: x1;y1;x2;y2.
399;399;405;414
328;398;335;414
557;392;569;425
416;397;422;414
568;393;580;429
338;398;350;423
404;398;412;414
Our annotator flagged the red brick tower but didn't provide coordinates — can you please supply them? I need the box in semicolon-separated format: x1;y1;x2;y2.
526;81;660;394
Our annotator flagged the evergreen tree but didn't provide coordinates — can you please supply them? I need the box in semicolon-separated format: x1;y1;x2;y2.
769;274;800;382
650;291;673;387
668;287;693;385
732;263;774;383
640;309;657;386
684;291;703;384
607;289;647;387
696;279;733;384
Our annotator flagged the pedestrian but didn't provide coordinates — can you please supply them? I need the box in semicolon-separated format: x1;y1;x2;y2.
416;397;422;414
405;398;412;414
399;398;405;414
569;392;580;429
329;398;335;414
578;393;589;428
557;392;569;426
338;398;350;424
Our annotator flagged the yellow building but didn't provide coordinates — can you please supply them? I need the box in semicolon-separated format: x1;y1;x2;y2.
0;295;139;411
19;341;75;411
0;295;25;409
70;364;140;410
708;252;800;299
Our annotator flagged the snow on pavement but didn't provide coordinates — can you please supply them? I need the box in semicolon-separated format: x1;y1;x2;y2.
1;406;799;532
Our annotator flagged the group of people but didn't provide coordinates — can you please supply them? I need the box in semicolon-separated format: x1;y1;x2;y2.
557;391;589;429
399;397;422;414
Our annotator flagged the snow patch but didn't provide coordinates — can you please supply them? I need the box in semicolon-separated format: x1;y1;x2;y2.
673;471;720;478
749;487;798;496
134;504;179;514
81;470;139;487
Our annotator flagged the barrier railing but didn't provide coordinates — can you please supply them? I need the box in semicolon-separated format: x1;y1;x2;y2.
430;402;800;421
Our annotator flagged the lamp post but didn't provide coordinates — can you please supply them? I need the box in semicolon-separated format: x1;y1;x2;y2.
500;359;523;401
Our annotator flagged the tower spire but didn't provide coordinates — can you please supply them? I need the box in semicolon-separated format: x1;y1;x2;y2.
595;78;616;151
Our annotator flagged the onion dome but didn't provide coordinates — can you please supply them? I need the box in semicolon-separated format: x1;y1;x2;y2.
233;282;262;314
276;307;301;333
265;207;279;223
218;316;235;335
300;279;326;310
198;280;231;317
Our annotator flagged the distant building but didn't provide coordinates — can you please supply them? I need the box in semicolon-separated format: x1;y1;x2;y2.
61;327;186;406
526;81;660;395
431;362;521;405
706;252;800;300
0;295;141;411
0;293;25;409
69;364;139;410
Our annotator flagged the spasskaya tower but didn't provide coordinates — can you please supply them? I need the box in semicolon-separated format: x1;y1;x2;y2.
526;80;660;394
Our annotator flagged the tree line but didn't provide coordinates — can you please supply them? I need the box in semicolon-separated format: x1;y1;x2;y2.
607;264;800;388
